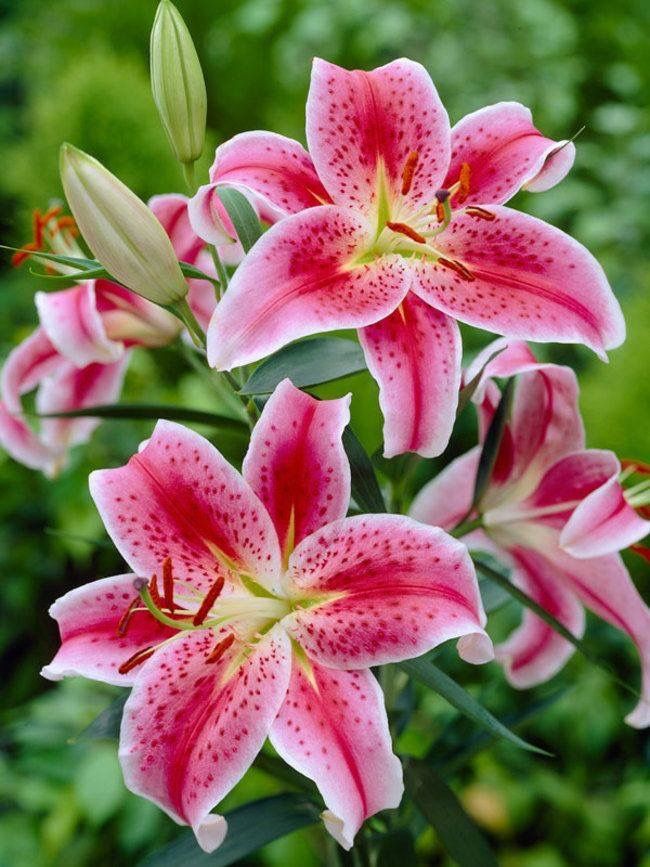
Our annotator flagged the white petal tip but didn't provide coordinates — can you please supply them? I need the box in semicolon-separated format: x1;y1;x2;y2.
40;664;63;682
624;700;650;729
457;632;495;665
321;810;354;850
194;814;228;853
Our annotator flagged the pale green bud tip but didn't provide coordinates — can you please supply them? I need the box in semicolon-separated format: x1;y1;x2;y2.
59;143;188;306
150;0;207;167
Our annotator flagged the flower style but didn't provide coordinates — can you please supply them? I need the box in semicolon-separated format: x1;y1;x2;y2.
0;197;221;473
409;339;650;728
42;380;492;851
194;58;625;458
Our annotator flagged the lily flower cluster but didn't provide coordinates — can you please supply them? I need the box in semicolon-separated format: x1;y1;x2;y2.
1;9;647;856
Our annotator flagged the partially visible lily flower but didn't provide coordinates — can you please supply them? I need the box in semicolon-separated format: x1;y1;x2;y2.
1;196;217;473
60;144;189;305
0;328;127;476
43;380;492;851
196;58;625;459
409;339;650;728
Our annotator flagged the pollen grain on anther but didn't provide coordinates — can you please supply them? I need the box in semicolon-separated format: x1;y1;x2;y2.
401;150;419;195
206;632;235;664
193;576;226;626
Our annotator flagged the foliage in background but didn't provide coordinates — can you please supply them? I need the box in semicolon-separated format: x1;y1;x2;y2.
0;0;648;864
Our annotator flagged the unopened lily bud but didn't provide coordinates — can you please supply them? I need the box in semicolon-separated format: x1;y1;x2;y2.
60;144;189;305
150;0;207;167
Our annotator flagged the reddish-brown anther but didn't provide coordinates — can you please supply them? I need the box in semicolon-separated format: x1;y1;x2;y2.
437;257;475;281
162;556;175;612
116;597;140;637
205;632;235;664
465;206;496;221
386;221;427;245
400;150;419;196
192;575;226;626
118;644;156;674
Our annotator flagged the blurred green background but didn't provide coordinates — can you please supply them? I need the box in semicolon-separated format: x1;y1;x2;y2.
0;0;648;864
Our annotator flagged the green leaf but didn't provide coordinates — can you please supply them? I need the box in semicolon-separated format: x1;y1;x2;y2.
472;377;514;507
342;426;387;513
74;743;126;825
405;761;498;867
438;688;569;773
398;657;549;755
35;403;249;433
240;337;367;395
139;793;320;866
0;244;98;270
74;693;128;742
216;187;263;253
376;828;417;867
179;260;219;282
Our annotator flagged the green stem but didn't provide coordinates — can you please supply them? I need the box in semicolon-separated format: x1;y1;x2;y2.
182;161;196;194
137;583;194;631
474;556;640;699
450;515;483;538
173;297;206;350
209;244;230;301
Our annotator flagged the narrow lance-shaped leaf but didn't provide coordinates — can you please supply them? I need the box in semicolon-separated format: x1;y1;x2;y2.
398;656;550;755
472;377;514;507
75;693;128;742
405;761;498;867
217;187;263;253
342;426;387;513
139;793;320;867
240;337;367;395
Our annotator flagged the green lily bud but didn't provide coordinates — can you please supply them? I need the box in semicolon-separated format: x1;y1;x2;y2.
60;143;188;305
150;0;207;168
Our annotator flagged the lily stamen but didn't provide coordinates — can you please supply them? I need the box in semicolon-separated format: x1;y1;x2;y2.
466;206;496;221
400;150;419;196
192;575;226;626
118;644;156;674
437;257;475;281
206;632;235;664
386;221;427;245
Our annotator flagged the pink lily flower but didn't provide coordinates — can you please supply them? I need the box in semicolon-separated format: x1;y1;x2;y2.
42;380;492;851
0;328;127;475
410;339;650;728
0;196;221;473
194;58;625;458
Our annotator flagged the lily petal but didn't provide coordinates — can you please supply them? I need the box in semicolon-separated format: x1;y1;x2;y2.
286;515;492;668
206;131;331;221
561;473;650;559
533;537;650;728
306;58;450;215
269;655;403;850
89;419;282;594
409;447;480;531
0;328;61;415
149;193;206;262
495;545;585;687
207;206;409;370
119;624;292;852
41;573;175;686
358;294;461;458
243;380;350;556
35;282;124;366
413;206;626;358
36;355;128;454
0;402;57;472
443;102;575;206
